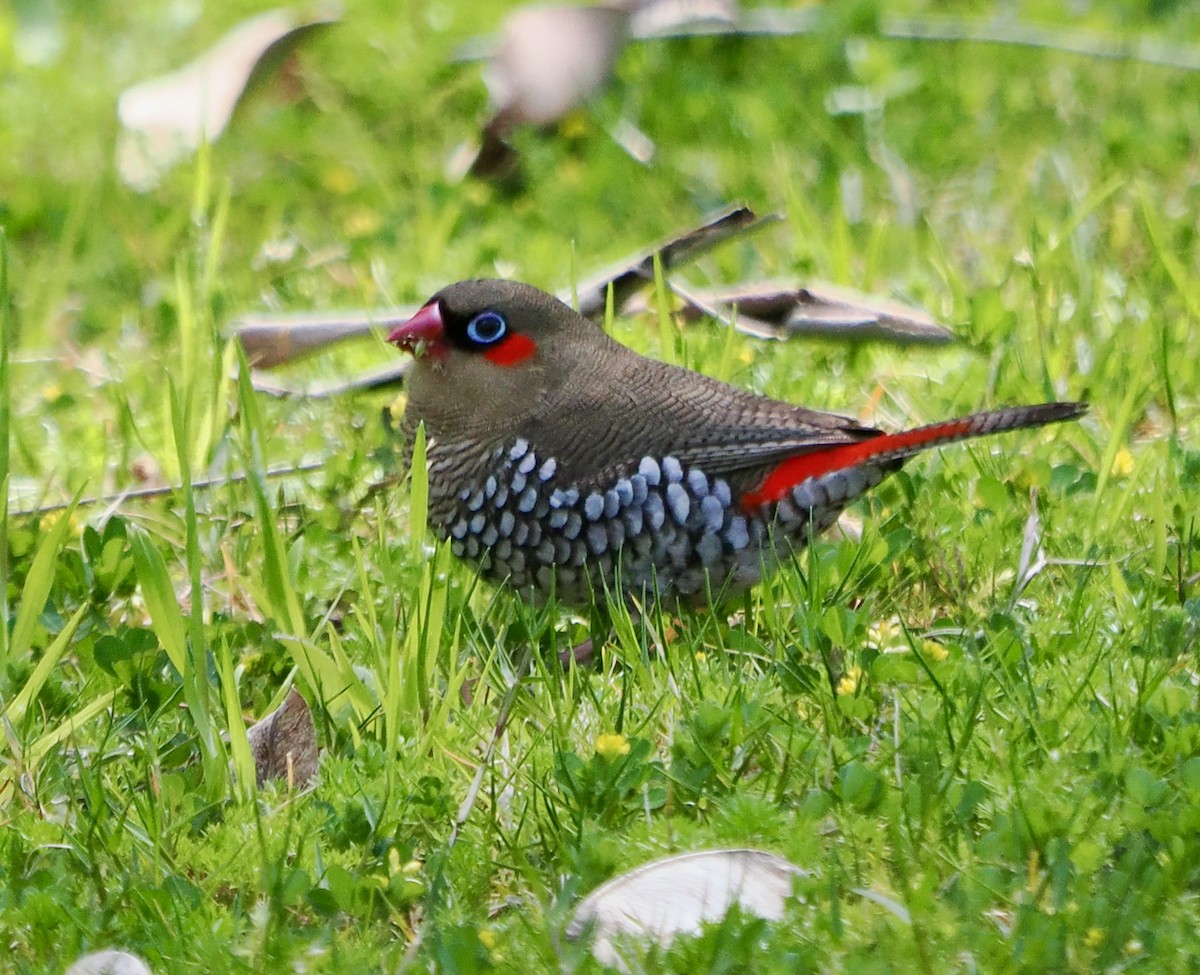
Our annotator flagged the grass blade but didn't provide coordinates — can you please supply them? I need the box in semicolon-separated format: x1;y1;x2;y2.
169;377;224;788
26;689;119;769
129;525;188;676
217;637;256;802
0;228;9;668
3;601;88;729
234;343;306;636
7;489;84;670
277;633;375;723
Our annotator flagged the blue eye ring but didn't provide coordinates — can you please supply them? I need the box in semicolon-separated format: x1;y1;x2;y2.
465;310;508;346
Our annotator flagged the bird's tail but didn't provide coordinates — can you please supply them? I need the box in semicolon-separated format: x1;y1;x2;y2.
743;402;1085;507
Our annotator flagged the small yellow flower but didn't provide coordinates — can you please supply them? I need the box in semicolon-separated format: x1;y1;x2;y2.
694;651;707;662
560;158;585;185
39;508;82;537
594;732;631;761
836;666;862;696
558;112;591;139
42;382;64;404
868;618;903;651
387;850;422;878
1110;448;1134;478
479;928;503;963
321;163;358;195
1084;928;1104;948
921;640;949;662
344;207;382;239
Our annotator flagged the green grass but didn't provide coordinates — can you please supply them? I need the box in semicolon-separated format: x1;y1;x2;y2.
2;0;1199;972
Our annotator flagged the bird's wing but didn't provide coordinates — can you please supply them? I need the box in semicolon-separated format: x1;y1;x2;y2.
518;353;882;489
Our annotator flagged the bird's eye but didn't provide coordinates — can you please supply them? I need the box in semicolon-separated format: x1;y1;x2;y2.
465;311;508;346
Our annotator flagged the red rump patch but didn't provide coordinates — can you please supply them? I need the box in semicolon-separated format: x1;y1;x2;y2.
484;332;537;366
741;417;976;509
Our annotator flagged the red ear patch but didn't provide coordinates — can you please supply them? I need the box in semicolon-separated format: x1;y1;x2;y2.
484;333;537;367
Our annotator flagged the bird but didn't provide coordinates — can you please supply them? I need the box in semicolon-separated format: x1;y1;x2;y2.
388;279;1084;609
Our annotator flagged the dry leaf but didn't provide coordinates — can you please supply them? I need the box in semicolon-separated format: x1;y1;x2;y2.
568;848;806;967
235;308;412;369
116;7;337;190
486;3;631;127
252;360;412;399
629;0;740;37
246;687;319;788
657;282;954;344
574;205;771;317
65;951;153;975
470;2;632;177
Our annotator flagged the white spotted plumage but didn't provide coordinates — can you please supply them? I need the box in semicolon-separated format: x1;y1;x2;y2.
438;439;877;605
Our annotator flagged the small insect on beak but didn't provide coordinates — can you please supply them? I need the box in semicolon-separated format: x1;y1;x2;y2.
388;300;446;358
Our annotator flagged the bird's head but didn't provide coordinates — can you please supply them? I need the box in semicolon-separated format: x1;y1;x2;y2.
389;279;608;439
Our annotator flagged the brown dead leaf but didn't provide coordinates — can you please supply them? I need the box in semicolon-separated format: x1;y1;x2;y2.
649;282;955;344
246;687;319;788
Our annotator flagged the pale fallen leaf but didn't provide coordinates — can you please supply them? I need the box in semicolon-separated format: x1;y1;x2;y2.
65;951;153;975
246;687;319;788
606;115;656;164
471;2;632;177
1009;486;1047;605
235;308;413;369
567;847;912;967
659;282;955;344
461;6;1200;72
486;3;631;127
455;4;819;55
251;360;412;399
628;0;740;38
852;885;911;923
116;7;337;190
567;848;805;966
573;205;772;317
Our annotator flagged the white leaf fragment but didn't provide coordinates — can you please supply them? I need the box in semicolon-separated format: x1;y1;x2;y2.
66;950;153;975
568;848;806;966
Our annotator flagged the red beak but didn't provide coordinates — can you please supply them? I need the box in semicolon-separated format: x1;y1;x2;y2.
388;300;445;354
